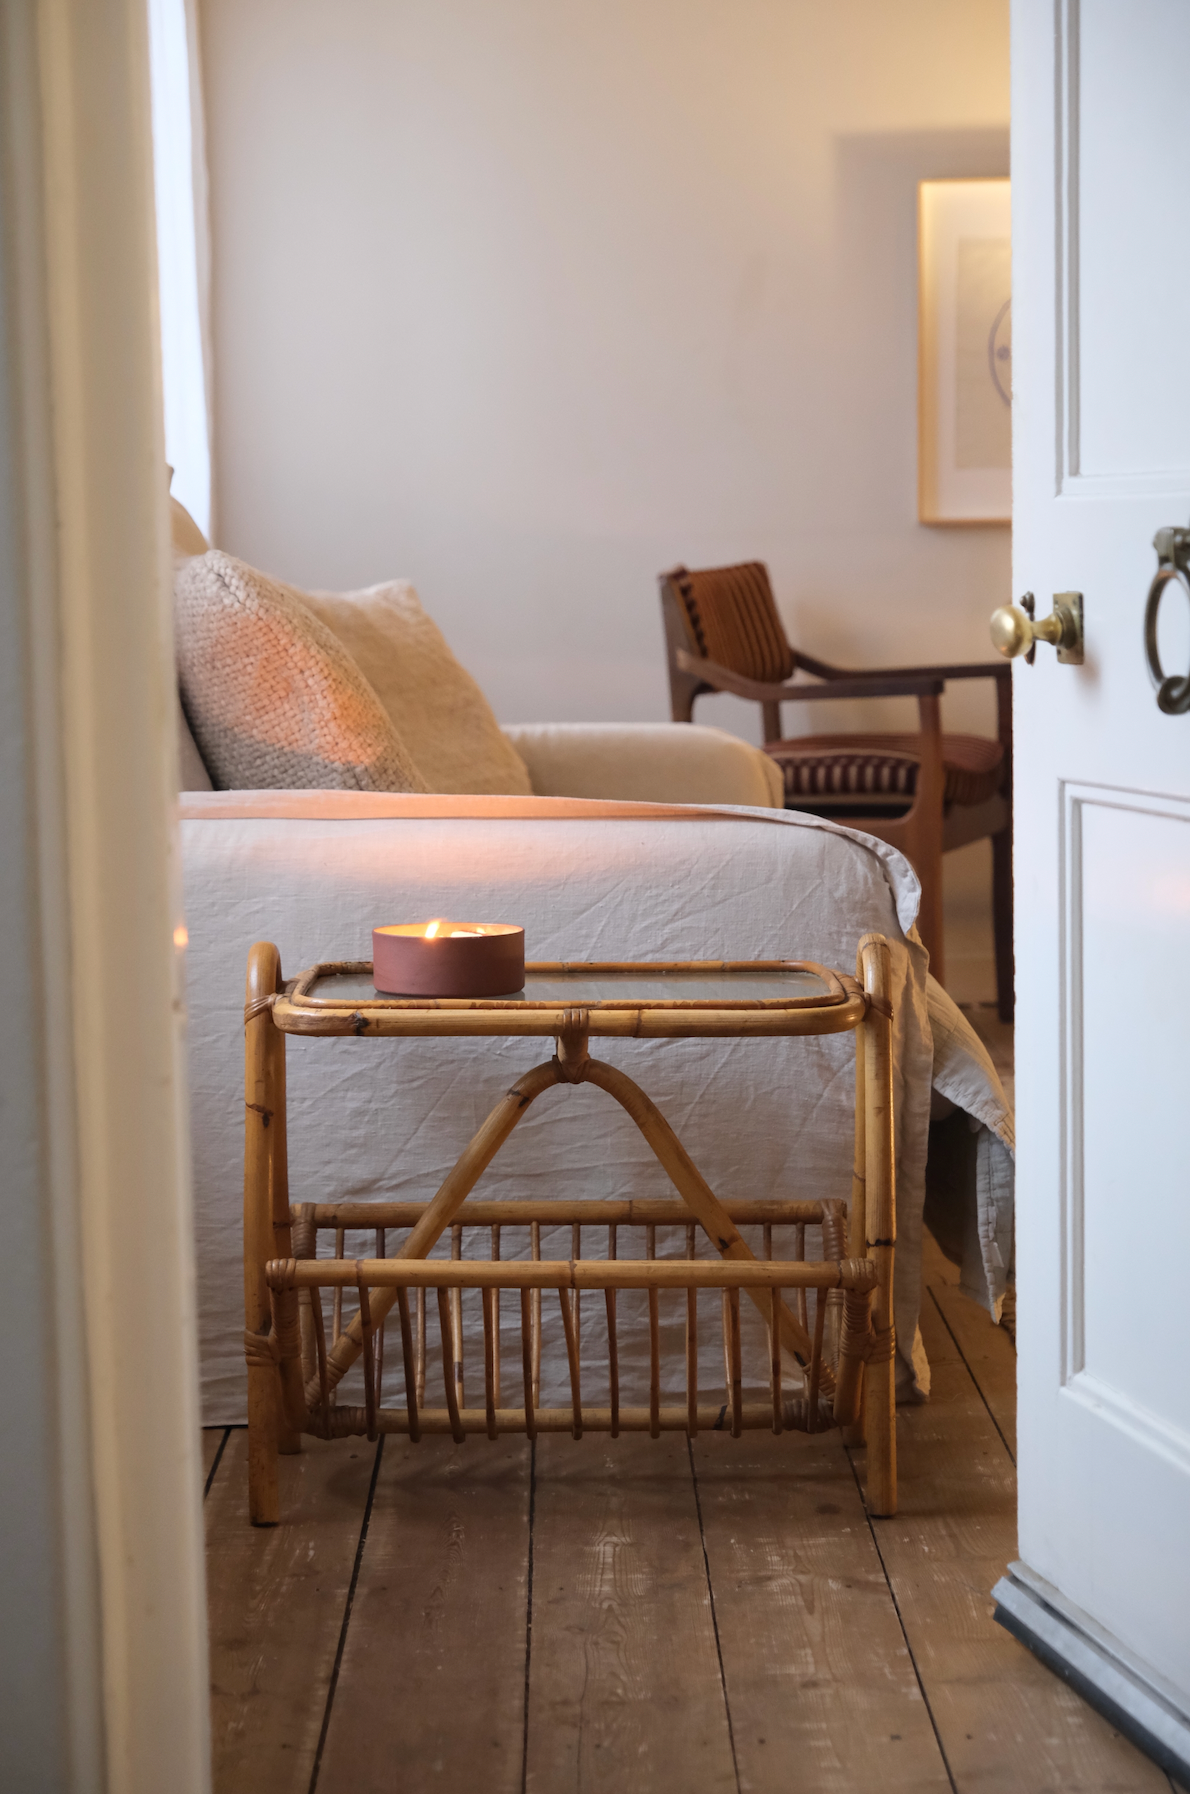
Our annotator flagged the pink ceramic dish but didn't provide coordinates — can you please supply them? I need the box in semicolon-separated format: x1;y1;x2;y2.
372;921;525;998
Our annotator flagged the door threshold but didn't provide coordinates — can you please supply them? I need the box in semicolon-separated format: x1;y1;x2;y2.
994;1560;1190;1782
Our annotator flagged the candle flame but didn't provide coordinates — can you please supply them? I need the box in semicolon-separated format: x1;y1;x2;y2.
424;918;443;939
173;924;189;949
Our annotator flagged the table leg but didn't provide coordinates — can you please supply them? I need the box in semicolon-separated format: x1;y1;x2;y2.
858;934;896;1517
244;941;282;1524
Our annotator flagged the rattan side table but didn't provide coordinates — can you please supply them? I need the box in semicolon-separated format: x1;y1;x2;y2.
243;936;897;1524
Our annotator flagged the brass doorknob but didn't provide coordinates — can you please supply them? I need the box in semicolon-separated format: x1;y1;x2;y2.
989;592;1084;665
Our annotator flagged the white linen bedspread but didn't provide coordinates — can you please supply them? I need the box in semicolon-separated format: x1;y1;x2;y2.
182;793;957;1421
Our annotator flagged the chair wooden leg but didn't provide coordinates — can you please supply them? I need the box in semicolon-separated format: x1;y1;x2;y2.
992;823;1014;1022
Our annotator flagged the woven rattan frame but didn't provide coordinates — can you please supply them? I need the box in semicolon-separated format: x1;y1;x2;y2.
243;942;898;1524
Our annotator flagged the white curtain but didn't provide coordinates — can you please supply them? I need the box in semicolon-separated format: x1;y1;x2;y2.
147;0;213;538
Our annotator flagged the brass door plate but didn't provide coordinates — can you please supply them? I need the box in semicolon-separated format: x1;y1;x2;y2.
1054;591;1084;665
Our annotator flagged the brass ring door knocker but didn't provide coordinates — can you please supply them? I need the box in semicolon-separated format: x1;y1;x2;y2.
1145;527;1190;715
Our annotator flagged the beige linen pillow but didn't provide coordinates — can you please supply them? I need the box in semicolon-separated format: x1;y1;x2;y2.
175;551;428;793
301;580;533;796
167;486;214;789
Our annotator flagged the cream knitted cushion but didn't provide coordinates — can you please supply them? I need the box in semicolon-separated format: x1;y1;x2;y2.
176;551;428;793
301;580;533;796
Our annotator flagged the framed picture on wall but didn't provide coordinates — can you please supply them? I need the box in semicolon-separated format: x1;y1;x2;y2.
918;178;1011;526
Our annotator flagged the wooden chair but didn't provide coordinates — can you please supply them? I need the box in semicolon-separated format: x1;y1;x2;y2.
660;562;1013;1017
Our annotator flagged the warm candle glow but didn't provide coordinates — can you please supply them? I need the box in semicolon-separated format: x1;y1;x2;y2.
373;920;524;997
173;924;189;949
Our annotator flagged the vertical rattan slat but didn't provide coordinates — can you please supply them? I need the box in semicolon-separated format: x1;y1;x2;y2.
415;1289;426;1407
395;1287;420;1443
794;1224;807;1331
559;1287;582;1439
769;1286;783;1434
721;1289;733;1406
450;1223;465;1412
647;1223;661;1439
310;1282;330;1423
726;1287;743;1438
605;1222;620;1438
822;1202;846;1372
490;1225;501;1407
437;1286;465;1444
520;1289;537;1441
357;1265;377;1444
571;1220;582;1413
332;1227;345;1346
685;1223;697;1438
374;1226;386;1399
530;1220;542;1409
807;1283;828;1433
482;1288;498;1440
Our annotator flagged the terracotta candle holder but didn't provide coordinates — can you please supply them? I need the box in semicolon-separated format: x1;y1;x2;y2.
372;921;525;998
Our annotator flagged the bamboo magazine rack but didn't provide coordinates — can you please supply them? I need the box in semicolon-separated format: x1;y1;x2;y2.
244;936;897;1523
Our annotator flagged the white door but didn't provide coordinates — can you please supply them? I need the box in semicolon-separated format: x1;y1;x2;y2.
997;0;1190;1762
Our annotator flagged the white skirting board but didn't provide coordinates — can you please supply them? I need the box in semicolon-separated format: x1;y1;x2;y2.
993;1562;1190;1782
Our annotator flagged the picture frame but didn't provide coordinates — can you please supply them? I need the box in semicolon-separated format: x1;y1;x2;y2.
918;177;1011;526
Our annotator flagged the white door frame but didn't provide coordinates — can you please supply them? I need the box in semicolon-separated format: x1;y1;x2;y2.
1;1;209;1788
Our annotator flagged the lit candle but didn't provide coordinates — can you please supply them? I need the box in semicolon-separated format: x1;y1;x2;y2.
373;921;525;997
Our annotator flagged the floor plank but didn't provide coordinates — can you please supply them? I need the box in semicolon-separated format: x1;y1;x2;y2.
315;1435;530;1794
922;1228;1016;1460
922;1224;960;1290
692;1426;950;1792
207;1431;378;1794
927;1283;1016;1461
855;1299;1172;1792
525;1431;736;1793
960;1005;1014;1110
203;1426;230;1494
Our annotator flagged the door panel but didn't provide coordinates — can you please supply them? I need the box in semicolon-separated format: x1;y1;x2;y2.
1074;791;1190;1436
1076;0;1190;479
1012;0;1190;1710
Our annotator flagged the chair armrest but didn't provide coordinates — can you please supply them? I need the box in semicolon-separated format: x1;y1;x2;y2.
501;722;784;807
674;648;944;704
864;660;1009;683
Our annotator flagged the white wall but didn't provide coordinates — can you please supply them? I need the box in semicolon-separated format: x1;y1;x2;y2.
201;0;1010;989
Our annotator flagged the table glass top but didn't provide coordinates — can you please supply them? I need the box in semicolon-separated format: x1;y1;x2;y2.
303;965;834;1007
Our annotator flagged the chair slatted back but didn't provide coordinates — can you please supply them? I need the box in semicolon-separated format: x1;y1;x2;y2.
666;562;795;684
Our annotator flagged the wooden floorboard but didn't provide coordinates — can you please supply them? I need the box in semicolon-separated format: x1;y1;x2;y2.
692;1426;951;1792
206;1430;378;1794
927;1283;1016;1461
960;1006;1014;1109
525;1431;737;1793
855;1297;1173;1792
921;1228;1016;1461
315;1434;530;1794
205;1001;1180;1794
203;1426;229;1489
